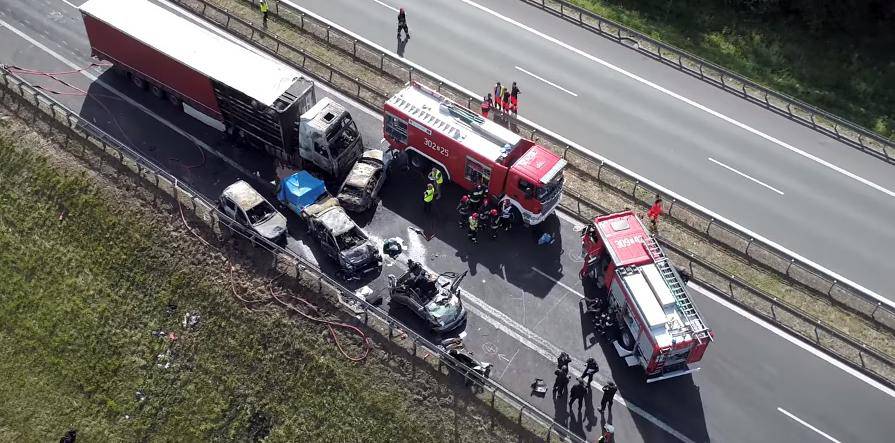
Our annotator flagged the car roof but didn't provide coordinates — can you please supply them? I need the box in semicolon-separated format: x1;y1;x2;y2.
222;180;265;211
317;207;356;236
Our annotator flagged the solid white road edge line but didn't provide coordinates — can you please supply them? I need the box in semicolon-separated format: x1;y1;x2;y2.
689;283;895;399
777;407;842;443
287;0;893;312
708;157;785;195
370;0;399;13
459;0;895;200
514;65;578;96
458;289;696;443
10;4;890;422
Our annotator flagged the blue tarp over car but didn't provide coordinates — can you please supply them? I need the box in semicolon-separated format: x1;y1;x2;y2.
277;170;326;213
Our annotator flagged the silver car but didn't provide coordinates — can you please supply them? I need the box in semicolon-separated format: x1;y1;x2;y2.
388;260;468;333
218;180;288;243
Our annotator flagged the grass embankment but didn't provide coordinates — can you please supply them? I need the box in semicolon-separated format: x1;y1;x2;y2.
189;0;894;378
0;117;519;440
563;0;894;139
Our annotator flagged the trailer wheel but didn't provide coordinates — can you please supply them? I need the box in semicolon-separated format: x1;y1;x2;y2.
167;93;182;108
150;84;165;99
129;73;147;90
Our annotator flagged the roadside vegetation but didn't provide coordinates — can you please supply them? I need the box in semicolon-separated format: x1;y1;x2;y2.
0;115;522;441
184;0;895;384
563;0;895;139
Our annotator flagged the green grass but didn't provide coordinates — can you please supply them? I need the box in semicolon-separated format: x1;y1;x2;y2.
0;130;517;441
563;0;894;139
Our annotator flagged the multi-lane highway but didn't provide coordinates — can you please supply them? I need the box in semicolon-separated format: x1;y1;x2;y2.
296;0;895;299
2;0;893;441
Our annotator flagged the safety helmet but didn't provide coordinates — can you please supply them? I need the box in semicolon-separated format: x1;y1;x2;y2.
490;209;498;217
472;213;479;219
501;199;511;208
461;195;469;203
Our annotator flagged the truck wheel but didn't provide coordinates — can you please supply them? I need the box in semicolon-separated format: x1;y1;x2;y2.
167;93;182;108
129;73;147;90
408;152;430;170
150;84;165;99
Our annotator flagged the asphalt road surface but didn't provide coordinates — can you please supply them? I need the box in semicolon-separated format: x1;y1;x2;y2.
294;0;895;300
1;0;894;441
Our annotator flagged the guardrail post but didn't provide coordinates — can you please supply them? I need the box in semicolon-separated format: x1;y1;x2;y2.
770;299;777;320
785;259;795;276
518;405;525;426
745;237;754;255
827;280;837;296
705;218;714;234
363;304;369;324
412;338;417;357
728;277;735;298
388;321;393;339
380;53;385;71
871;302;881;319
632;180;639;197
355;78;360;97
814;325;821;344
352;39;357;58
409;67;413;82
325;25;331;43
859;350;866;368
596;160;604;182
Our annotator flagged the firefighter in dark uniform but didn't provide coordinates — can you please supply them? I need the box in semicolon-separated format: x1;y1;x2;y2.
488;208;500;240
457;195;471;228
499;199;515;231
469;183;485;208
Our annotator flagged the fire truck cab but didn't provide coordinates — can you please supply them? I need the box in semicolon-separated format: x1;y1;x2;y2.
383;83;565;225
581;211;712;382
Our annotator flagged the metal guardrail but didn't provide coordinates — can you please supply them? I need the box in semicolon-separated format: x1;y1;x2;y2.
0;70;586;443
172;0;895;386
519;0;894;164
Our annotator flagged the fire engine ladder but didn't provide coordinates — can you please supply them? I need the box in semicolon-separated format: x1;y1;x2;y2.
644;236;712;344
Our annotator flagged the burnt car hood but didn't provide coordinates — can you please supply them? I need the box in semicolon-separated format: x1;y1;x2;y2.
340;243;378;269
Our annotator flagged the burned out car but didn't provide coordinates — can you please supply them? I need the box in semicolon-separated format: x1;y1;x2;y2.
387;260;467;333
277;171;381;280
219;180;287;243
336;149;394;212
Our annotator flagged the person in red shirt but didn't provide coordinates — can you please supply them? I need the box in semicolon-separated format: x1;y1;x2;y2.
647;195;663;234
481;93;492;118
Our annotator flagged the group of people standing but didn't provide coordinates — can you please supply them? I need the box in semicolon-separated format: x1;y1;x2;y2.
456;183;514;243
481;81;520;119
553;352;618;418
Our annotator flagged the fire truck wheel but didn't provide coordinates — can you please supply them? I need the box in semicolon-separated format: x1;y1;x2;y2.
149;84;165;99
129;72;147;90
620;330;636;351
408;151;430;170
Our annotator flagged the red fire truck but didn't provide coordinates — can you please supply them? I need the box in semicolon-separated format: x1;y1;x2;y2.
581;211;712;382
382;83;566;226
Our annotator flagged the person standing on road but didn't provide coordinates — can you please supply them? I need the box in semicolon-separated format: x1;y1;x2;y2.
488;208;500;240
469;183;485;208
457;195;471;228
503;87;513;117
582;357;599;386
259;0;269;28
510;82;520;115
557;351;572;370
499;199;514;231
493;82;502;111
552;364;569;397
569;378;587;415
423;183;435;214
467;212;479;243
599;381;617;414
428;167;443;200
397;8;410;39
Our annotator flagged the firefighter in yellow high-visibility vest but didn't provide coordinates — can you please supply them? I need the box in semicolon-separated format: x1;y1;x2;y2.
423;183;435;214
428;167;443;200
467;212;479;243
259;0;269;27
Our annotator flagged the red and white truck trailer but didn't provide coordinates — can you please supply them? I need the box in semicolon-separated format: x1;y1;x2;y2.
79;0;362;178
383;83;566;225
581;211;712;382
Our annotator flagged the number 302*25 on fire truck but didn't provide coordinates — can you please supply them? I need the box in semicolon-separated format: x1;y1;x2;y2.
382;83;566;226
581;211;713;383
